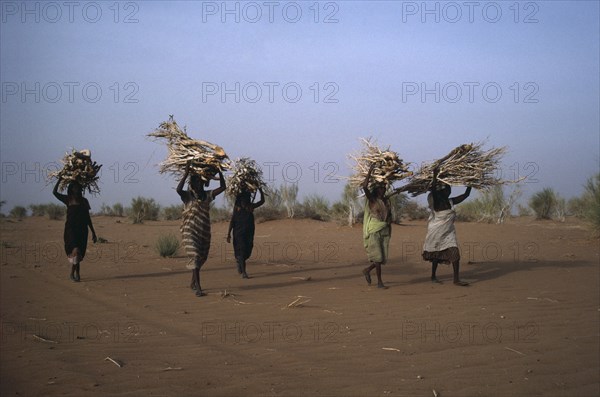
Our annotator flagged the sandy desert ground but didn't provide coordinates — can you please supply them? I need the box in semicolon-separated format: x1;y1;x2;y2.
1;215;598;397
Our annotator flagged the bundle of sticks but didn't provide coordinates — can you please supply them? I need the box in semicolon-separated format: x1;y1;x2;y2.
348;137;412;188
226;157;268;199
148;116;230;182
403;142;510;196
49;149;102;194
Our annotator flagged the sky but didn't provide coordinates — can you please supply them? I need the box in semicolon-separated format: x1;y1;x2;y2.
1;0;599;212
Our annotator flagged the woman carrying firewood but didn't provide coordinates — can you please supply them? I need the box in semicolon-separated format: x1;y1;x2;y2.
362;163;404;289
226;188;265;279
53;177;97;282
177;162;226;297
422;166;471;286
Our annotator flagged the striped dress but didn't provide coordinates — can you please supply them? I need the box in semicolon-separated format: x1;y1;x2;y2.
180;190;214;269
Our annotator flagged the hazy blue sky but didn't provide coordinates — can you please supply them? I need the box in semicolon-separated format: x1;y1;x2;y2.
1;0;598;212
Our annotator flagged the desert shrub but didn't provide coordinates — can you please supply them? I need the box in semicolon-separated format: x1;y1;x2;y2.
254;186;285;223
529;188;561;220
568;196;587;217
163;204;184;221
403;201;430;220
330;201;349;225
281;183;298;218
9;206;27;219
46;203;65;220
570;174;600;234
99;203;111;216
210;205;231;223
517;204;532;217
298;194;330;221
99;202;125;217
155;234;180;257
128;197;160;224
29;203;65;219
389;192;409;224
341;183;360;226
30;204;48;216
456;186;520;223
112;203;124;217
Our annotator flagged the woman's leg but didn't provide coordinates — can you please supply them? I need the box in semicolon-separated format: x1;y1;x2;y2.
69;248;81;282
362;263;376;285
431;260;441;283
452;260;468;286
375;262;385;288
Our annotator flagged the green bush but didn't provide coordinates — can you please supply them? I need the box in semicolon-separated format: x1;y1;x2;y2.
9;206;27;219
389;192;409;224
456;186;520;224
99;202;125;217
29;203;65;219
254;185;285;223
529;188;561;220
162;204;184;221
209;205;231;223
517;204;532;217
155;234;180;257
30;204;47;217
281;183;299;218
128;197;161;224
45;203;65;220
571;174;600;234
403;201;430;220
298;194;330;221
112;203;124;217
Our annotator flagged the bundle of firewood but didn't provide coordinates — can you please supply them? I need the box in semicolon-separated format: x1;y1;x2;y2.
148;116;230;182
226;157;267;199
49;149;102;194
403;143;510;196
348;137;412;188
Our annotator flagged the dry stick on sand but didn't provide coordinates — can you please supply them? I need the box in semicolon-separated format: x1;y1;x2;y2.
403;142;519;196
226;157;269;199
32;334;58;344
48;149;102;194
348;137;412;188
147;116;230;182
285;296;311;309
104;356;123;368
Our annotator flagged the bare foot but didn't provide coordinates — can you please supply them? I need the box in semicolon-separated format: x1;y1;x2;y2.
195;288;205;297
377;283;387;289
431;277;442;284
454;280;469;286
362;269;372;285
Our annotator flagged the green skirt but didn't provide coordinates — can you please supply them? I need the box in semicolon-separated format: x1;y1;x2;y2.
365;226;391;264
